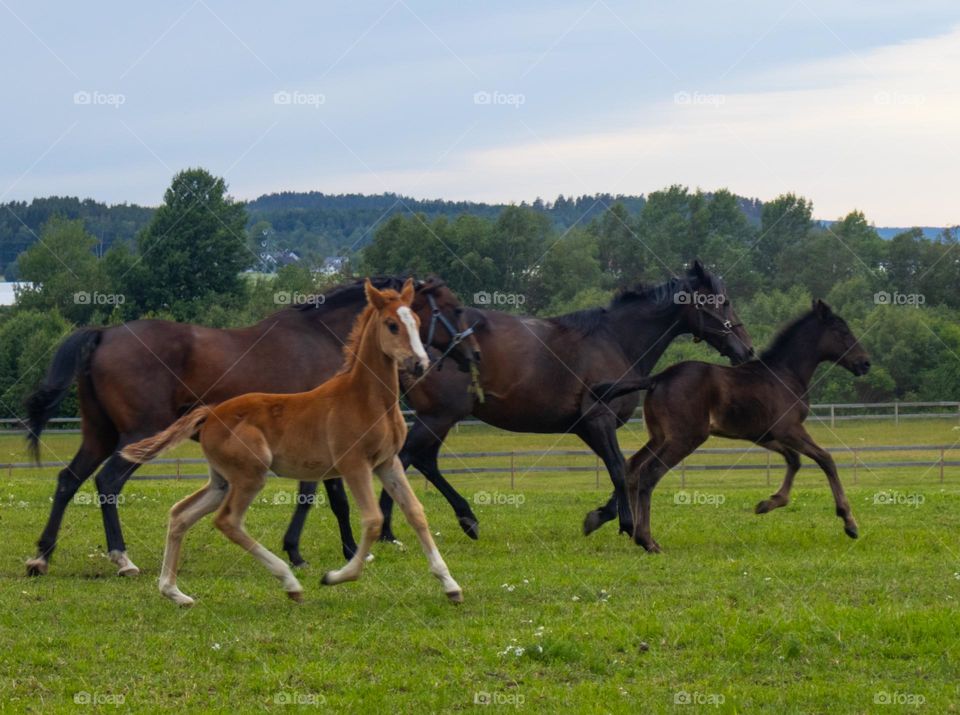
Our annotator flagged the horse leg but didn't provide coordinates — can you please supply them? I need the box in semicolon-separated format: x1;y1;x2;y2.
282;481;317;567
159;469;229;607
325;479;359;561
213;468;304;602
376;457;462;602
94;442;146;576
577;419;633;536
629;437;702;552
783;427;858;538
322;468;382;587
406;437;478;540
755;440;801;514
27;442;111;576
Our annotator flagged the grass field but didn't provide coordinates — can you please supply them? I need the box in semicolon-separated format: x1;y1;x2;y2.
2;419;959;712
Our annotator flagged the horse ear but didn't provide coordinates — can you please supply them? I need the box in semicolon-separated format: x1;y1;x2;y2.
813;299;833;319
365;279;386;309
688;258;706;281
400;277;415;305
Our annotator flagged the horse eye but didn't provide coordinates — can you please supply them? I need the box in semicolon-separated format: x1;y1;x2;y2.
387;322;399;334
454;308;463;315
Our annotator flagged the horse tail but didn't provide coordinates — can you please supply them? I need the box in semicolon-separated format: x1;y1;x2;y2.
120;406;212;464
25;328;103;463
589;376;654;404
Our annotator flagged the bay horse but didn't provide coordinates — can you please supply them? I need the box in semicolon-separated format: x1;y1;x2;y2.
282;260;755;560
121;279;462;606
24;276;479;576
590;300;871;552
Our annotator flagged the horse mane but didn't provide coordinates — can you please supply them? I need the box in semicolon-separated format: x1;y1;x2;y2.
760;310;819;362
336;288;404;374
550;276;690;335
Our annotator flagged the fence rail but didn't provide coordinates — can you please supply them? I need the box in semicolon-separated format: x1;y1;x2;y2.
3;444;956;487
2;401;958;435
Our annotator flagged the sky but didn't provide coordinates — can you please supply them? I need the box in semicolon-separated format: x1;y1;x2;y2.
0;0;958;226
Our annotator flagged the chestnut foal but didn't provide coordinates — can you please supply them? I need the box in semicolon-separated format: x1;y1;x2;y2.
121;279;462;606
591;301;871;552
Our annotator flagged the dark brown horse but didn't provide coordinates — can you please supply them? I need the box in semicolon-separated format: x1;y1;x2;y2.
24;276;479;576
282;260;755;561
590;300;871;552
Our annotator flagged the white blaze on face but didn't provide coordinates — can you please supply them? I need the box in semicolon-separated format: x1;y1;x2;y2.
397;306;429;367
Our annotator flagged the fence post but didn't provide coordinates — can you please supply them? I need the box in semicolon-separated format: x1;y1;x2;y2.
830;404;835;428
894;402;900;426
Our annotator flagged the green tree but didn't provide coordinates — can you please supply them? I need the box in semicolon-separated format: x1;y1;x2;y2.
0;309;73;417
135;168;251;321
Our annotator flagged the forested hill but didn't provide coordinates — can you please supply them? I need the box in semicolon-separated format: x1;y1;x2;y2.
0;191;746;275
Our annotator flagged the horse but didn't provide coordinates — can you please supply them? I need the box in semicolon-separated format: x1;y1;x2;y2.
590;300;871;552
120;279;462;606
281;260;755;561
24;276;479;577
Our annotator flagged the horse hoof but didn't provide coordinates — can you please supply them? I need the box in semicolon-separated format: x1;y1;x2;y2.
321;571;334;585
286;590;304;603
25;558;48;577
458;516;480;540
291;559;308;570
446;589;464;604
286;550;307;568
640;541;662;553
755;500;771;514
377;532;397;543
844;525;859;539
583;510;604;536
117;564;140;577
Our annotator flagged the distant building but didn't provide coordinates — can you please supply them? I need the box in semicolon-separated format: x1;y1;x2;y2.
319;256;347;275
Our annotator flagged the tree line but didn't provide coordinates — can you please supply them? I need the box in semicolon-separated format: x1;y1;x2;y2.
0;168;958;419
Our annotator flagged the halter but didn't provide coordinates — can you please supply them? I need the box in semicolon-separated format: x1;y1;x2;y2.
690;294;742;343
423;292;485;402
